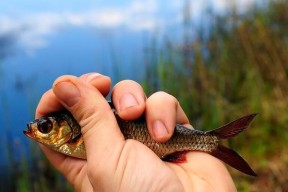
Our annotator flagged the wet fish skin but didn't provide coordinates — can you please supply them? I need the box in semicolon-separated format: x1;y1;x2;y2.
117;116;219;158
24;101;257;176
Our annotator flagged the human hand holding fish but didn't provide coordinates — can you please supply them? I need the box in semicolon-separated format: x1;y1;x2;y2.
24;72;256;191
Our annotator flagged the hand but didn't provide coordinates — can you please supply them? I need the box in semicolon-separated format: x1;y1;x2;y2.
36;73;236;192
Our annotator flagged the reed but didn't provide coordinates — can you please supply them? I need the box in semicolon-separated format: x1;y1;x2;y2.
143;0;288;190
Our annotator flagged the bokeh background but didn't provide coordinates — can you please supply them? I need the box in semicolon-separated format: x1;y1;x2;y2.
0;0;287;191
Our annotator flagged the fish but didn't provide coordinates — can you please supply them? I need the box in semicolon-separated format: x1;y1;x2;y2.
23;101;257;176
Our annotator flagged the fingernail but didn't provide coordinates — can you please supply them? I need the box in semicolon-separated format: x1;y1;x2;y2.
153;120;168;140
119;93;138;111
86;73;102;82
54;81;81;107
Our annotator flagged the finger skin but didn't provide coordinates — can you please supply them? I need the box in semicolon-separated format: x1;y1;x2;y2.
111;80;146;120
112;84;191;143
79;73;111;96
167;151;237;192
36;73;111;117
146;91;190;142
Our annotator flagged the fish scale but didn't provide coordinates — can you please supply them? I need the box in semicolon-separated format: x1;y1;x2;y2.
117;115;219;158
24;101;257;176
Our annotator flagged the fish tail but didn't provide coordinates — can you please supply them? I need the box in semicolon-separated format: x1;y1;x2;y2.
208;114;258;176
211;145;257;176
208;113;257;139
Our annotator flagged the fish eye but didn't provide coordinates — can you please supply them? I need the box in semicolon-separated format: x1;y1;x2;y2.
37;118;53;134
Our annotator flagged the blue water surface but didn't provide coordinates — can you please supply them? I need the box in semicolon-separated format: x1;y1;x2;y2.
0;26;148;166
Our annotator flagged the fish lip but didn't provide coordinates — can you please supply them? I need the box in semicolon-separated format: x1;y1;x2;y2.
23;124;33;138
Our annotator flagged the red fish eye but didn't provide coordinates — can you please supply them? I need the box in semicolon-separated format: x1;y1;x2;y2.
38;118;53;134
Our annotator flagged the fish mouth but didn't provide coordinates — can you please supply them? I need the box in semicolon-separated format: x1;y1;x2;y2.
23;124;33;139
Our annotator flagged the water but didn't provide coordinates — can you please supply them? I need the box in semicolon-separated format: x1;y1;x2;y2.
0;26;148;167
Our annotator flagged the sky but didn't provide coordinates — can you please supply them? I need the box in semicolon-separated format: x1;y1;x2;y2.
0;0;258;54
0;0;259;166
0;0;178;54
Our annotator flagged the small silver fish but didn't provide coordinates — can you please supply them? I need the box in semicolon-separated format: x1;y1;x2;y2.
24;101;257;176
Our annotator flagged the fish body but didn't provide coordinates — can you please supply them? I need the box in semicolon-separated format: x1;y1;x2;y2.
118;116;219;158
24;101;257;176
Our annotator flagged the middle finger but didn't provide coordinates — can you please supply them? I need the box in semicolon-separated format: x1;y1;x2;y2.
146;91;191;143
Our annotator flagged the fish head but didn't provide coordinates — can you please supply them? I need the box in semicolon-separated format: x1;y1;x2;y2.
24;114;73;147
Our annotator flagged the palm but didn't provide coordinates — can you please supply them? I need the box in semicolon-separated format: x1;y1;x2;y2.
110;140;184;191
42;137;235;192
42;140;183;191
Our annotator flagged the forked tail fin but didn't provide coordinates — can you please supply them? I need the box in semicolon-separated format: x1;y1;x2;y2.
211;145;257;176
208;114;257;176
208;114;257;139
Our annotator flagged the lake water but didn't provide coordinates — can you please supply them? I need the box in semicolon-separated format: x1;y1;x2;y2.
0;27;149;166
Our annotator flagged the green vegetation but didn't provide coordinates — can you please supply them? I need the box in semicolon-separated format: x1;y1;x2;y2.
144;0;288;191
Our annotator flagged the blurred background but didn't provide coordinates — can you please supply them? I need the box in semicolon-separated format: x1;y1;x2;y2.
0;0;287;191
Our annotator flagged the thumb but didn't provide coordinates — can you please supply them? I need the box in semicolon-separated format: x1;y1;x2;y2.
52;75;125;172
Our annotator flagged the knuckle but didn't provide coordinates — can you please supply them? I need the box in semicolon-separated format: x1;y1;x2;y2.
70;101;112;135
148;91;177;105
113;80;143;94
114;79;135;89
79;108;110;135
